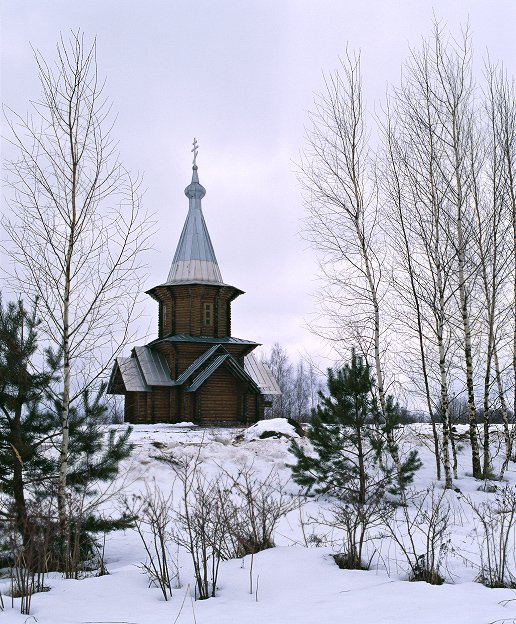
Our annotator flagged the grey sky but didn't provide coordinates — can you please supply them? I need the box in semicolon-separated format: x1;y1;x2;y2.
2;1;515;363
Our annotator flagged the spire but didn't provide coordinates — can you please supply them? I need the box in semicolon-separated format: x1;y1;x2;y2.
166;140;224;285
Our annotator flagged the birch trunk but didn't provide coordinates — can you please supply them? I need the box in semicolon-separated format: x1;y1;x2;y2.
437;311;453;489
451;125;481;478
383;117;441;479
496;64;516;478
432;26;481;478
3;32;150;538
299;53;401;478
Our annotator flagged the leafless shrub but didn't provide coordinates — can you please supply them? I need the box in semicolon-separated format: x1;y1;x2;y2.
463;485;516;588
294;505;331;548
297;458;392;571
61;496;86;580
221;464;300;557
60;492;109;580
4;498;54;615
330;492;389;570
57;456;136;579
171;457;229;600
150;453;301;600
123;482;178;601
9;545;46;614
383;485;453;584
291;468;389;570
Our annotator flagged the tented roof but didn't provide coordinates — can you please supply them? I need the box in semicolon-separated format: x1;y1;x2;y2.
166;165;223;285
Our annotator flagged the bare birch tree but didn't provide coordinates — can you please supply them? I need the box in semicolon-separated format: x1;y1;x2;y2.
381;100;447;484
299;55;385;406
298;52;406;480
300;53;386;404
2;32;152;527
467;59;515;478
428;26;481;478
383;26;516;481
487;62;516;479
302;25;516;484
382;68;457;489
263;342;294;419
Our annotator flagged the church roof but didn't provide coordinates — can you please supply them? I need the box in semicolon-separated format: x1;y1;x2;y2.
133;346;174;386
243;353;282;395
165;160;224;285
107;343;278;396
109;356;149;392
147;334;259;347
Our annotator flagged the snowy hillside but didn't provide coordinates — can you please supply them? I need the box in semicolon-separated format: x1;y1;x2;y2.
3;422;516;624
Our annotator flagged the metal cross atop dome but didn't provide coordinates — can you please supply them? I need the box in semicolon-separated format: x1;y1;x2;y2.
192;137;199;167
164;140;223;285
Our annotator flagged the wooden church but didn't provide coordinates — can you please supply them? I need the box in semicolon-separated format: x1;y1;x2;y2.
108;146;280;425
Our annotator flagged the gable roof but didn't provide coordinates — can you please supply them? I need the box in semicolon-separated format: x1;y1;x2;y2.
187;351;261;393
174;344;221;385
188;353;230;392
133;346;175;386
244;353;282;395
108;343;279;397
107;357;149;393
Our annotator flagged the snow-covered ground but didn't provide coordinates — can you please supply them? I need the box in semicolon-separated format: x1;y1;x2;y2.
3;422;516;623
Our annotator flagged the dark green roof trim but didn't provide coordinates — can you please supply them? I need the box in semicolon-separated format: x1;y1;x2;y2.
174;344;223;385
146;281;244;295
147;334;260;347
188;354;229;392
187;351;261;394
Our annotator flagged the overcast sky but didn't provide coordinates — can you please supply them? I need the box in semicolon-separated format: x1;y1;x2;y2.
2;1;515;364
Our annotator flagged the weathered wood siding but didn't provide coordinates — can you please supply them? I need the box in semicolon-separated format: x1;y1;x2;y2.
120;277;267;427
198;366;245;422
123;371;265;425
148;284;241;338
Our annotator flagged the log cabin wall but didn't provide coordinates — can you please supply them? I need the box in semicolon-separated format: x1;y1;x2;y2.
123;385;262;426
153;342;255;378
151;387;175;423
198;366;245;423
148;284;241;339
153;342;207;378
125;391;150;424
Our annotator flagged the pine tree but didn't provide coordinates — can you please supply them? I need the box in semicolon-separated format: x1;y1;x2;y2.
0;297;60;544
0;296;134;569
66;386;134;533
381;395;422;494
289;352;421;503
51;386;134;572
290;353;383;504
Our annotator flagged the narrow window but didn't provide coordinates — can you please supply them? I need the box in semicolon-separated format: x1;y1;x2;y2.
163;303;167;326
203;302;212;325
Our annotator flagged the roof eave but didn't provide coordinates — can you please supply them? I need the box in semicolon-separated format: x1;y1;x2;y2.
145;281;245;298
146;334;260;348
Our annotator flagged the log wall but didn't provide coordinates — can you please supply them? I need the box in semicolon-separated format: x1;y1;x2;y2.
153;342;255;378
120;279;266;426
148;284;241;339
123;369;265;425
